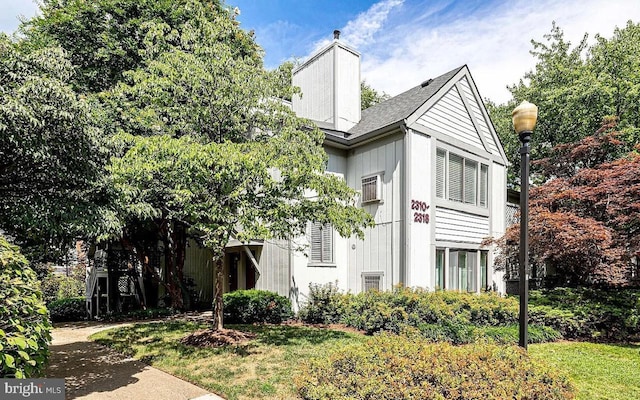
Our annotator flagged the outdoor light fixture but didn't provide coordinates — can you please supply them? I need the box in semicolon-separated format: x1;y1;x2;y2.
512;100;538;350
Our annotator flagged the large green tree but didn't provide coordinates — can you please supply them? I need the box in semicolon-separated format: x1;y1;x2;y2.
0;34;107;261
489;21;640;188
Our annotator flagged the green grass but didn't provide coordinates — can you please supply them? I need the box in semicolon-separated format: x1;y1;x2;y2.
92;321;640;400
90;321;364;400
530;341;640;400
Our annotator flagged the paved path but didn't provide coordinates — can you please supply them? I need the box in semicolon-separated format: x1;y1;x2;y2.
45;321;224;400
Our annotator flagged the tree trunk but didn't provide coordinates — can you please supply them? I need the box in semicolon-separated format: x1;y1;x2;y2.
212;257;224;331
162;221;184;309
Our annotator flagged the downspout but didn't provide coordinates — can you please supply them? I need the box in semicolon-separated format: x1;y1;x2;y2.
401;121;411;286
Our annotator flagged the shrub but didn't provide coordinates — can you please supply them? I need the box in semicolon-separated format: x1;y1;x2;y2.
223;290;292;324
529;287;640;340
48;297;87;322
0;236;52;378
298;282;345;324
295;334;575;400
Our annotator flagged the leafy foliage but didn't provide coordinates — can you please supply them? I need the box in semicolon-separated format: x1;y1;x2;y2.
295;334;575;400
361;80;390;110
0;236;51;378
489;21;640;188
529;287;640;341
495;122;640;286
0;34;107;260
223;290;292;324
48;297;86;322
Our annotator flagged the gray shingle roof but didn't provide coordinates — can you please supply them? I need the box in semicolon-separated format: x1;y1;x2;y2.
347;65;465;138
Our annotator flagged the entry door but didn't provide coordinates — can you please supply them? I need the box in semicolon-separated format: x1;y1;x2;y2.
229;253;239;292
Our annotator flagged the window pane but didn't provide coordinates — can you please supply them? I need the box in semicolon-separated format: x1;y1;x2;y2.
480;251;488;291
458;252;467;291
436;149;446;198
480;164;488;207
436;249;445;290
362;175;379;202
448;251;458;289
448;154;463;202
464;160;477;205
467;251;478;292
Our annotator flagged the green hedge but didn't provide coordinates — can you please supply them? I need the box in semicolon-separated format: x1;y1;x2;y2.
223;290;292;324
295;334;575;400
529;287;640;340
0;236;52;378
48;297;87;322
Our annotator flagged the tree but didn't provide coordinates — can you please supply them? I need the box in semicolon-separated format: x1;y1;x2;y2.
23;0;261;93
361;80;390;110
495;121;639;286
489;21;640;188
0;34;107;261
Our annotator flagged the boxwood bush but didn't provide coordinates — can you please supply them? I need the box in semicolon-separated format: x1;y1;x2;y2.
295;334;575;400
223;289;292;324
48;297;87;322
529;287;640;340
0;236;52;378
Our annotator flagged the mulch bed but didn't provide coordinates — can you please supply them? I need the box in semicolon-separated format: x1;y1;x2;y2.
180;328;257;348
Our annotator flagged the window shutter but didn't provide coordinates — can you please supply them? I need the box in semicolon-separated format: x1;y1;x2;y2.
448;154;463;202
479;164;488;207
321;224;333;263
464;160;477;205
436;149;446;198
310;222;333;263
310;222;323;262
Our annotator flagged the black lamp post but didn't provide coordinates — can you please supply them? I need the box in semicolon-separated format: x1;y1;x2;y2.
512;101;538;350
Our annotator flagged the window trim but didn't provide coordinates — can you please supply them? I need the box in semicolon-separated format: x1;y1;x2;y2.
308;222;335;266
436;147;489;209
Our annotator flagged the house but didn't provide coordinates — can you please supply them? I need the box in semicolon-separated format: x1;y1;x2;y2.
230;33;508;308
85;32;508;315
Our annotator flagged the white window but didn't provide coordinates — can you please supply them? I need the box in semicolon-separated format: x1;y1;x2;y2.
362;272;383;292
445;249;489;292
361;174;381;203
436;148;488;207
310;222;333;264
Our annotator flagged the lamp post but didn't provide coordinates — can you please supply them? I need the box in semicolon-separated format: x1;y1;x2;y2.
512;101;538;349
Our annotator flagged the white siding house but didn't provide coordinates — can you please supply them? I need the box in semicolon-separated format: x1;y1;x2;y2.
85;33;508;314
232;35;509;308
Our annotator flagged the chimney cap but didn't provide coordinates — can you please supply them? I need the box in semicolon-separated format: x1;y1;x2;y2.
333;30;340;40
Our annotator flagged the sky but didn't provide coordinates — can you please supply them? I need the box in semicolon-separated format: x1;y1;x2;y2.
2;0;640;104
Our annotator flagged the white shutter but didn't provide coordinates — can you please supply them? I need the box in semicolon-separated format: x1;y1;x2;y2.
464;160;477;205
321;224;333;263
448;154;463;202
436;149;446;198
310;222;323;262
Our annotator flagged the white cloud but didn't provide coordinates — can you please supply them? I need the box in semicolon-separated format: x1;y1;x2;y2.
349;0;640;104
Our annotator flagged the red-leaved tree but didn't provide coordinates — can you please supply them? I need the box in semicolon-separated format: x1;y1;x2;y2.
496;119;640;286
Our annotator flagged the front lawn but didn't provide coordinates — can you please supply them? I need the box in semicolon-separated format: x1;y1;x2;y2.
92;321;640;399
529;341;640;400
90;321;364;399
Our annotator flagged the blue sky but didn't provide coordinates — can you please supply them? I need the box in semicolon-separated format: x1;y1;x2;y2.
2;0;640;104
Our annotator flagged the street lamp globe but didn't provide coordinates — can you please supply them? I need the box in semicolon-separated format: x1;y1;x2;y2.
512;101;538;137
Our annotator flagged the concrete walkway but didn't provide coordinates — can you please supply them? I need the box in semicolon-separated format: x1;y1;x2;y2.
45;321;224;400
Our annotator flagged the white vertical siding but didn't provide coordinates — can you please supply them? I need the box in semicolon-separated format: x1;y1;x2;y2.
254;240;291;297
345;134;404;292
183;239;214;303
458;77;500;154
335;46;360;131
435;208;489;244
408;131;432;287
292;47;334;125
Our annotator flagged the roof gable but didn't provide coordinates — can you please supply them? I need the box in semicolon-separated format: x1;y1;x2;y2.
346;65;464;138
